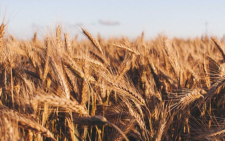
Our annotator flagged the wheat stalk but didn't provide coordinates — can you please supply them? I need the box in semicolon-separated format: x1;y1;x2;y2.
64;33;72;55
170;88;204;111
111;42;140;55
33;92;88;116
81;27;103;54
0;23;5;49
0;105;56;141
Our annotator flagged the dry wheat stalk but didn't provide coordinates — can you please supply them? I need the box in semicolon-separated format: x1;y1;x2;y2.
211;37;225;61
89;50;109;66
62;53;85;79
0;23;5;49
202;75;225;103
64;33;72;55
33;32;37;43
116;54;136;82
56;25;62;46
111;42;140;55
81;27;103;54
0;105;56;141
49;56;70;99
207;56;221;84
66;118;77;141
73;55;106;71
123;98;147;136
170;88;204;111
155;118;166;141
33;92;88;116
155;105;168;141
42;37;50;82
104;81;145;105
64;67;79;93
80;60;89;106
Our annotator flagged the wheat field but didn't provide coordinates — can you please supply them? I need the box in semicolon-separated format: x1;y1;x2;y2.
1;23;225;141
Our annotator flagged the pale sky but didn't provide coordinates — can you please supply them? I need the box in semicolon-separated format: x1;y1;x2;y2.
1;0;225;39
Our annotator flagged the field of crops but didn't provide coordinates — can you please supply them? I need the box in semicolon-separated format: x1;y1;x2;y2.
1;23;225;141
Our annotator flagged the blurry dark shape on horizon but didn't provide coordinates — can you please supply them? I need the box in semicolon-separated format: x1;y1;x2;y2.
98;20;120;26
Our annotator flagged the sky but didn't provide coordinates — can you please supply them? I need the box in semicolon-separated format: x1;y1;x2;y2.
1;0;225;40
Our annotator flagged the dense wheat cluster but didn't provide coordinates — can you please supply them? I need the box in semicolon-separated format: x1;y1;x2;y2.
1;23;225;141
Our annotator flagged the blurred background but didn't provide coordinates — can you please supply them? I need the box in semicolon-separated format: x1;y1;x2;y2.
1;0;225;40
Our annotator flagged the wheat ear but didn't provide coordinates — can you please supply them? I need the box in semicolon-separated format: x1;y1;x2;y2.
211;37;225;61
81;27;103;54
0;23;5;49
33;92;88;116
0;106;56;141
